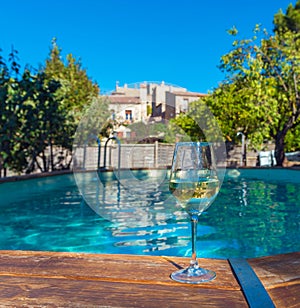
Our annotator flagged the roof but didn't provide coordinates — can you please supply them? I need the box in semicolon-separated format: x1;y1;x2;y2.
172;91;207;97
108;96;141;104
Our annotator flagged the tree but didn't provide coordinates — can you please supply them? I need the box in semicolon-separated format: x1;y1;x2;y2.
274;0;300;34
19;72;69;173
41;39;104;171
201;80;274;148
167;3;300;165
0;63;72;174
216;23;300;166
43;39;100;124
0;47;25;176
0;40;106;176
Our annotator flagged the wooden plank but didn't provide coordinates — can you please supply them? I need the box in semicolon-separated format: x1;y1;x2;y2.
0;275;247;307
267;284;300;308
0;250;240;290
0;250;247;307
229;258;275;308
0;250;299;307
248;252;300;308
248;252;300;288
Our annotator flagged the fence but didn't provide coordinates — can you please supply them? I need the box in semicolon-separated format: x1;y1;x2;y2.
74;142;175;171
4;142;268;177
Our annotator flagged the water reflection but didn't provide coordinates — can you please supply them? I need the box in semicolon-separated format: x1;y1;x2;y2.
75;169;181;226
73;169;300;258
74;169;190;254
202;170;300;258
0;169;299;258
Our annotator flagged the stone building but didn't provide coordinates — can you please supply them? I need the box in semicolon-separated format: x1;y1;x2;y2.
106;81;206;124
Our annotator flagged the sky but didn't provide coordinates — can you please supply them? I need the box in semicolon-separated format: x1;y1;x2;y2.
0;0;297;94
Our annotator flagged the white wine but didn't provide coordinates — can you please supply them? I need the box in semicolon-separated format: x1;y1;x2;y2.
169;178;220;213
168;142;220;283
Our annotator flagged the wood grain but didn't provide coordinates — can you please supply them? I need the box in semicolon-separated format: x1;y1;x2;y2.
0;276;246;307
0;250;298;307
0;250;240;289
248;252;300;288
248;252;300;308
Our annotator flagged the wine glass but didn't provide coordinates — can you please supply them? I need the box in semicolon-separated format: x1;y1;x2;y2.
169;142;220;284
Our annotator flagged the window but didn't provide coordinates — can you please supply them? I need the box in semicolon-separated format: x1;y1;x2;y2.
180;99;188;113
125;110;132;120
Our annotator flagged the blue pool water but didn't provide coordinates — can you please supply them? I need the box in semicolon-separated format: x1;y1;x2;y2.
0;168;299;259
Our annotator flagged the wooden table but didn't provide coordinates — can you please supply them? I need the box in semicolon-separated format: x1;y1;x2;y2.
0;250;298;307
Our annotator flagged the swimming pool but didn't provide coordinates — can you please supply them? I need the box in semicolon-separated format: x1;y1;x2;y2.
0;168;299;259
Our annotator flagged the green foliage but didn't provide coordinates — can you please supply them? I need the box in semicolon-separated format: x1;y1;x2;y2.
274;0;300;34
0;48;25;174
126;121;171;142
0;40;108;176
216;21;300;164
174;2;300;165
44;39;100;124
76;95;111;145
285;126;300;152
169;113;204;141
168;98;227;146
99;119;114;139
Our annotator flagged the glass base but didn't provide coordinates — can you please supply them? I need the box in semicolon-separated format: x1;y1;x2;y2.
171;261;216;284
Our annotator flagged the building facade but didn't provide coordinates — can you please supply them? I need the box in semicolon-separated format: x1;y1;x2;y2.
105;81;206;124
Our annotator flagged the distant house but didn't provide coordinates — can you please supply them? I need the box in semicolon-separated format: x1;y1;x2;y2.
108;95;142;123
105;81;206;124
165;91;207;119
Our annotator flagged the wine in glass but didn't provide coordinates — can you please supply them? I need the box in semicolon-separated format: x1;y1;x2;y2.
169;142;220;283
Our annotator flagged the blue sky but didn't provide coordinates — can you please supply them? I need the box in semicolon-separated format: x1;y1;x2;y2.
0;0;296;94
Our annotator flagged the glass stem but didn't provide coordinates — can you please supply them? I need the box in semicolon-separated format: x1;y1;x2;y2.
190;214;198;265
